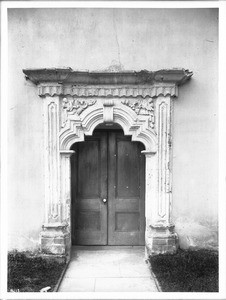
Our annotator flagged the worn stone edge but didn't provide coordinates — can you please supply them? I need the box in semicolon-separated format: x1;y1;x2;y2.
23;68;193;86
146;259;162;292
53;260;70;292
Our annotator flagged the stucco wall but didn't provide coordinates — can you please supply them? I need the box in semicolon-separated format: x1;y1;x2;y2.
8;8;218;251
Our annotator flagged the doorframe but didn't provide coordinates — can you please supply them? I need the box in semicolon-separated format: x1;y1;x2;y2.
22;68;193;259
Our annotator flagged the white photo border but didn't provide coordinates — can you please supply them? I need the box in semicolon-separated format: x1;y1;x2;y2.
1;1;226;299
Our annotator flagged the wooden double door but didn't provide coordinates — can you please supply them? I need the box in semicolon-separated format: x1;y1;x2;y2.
71;129;145;246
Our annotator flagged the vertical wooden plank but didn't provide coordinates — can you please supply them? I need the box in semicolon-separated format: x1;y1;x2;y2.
100;131;108;243
108;131;116;244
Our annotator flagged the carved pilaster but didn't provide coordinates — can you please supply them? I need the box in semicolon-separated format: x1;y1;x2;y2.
142;151;158;223
60;150;75;226
40;96;70;256
145;95;178;256
43;97;61;224
157;97;171;221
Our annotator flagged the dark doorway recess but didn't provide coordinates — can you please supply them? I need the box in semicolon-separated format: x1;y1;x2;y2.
71;129;145;246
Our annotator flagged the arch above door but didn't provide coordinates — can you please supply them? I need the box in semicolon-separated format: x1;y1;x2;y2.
23;68;193;259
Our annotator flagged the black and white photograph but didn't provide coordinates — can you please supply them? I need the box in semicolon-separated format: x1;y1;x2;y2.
1;1;226;299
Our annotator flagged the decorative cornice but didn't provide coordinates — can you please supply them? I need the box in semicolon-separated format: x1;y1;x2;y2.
23;68;193;86
38;85;178;98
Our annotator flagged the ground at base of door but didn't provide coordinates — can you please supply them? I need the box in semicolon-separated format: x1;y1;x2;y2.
149;248;218;292
58;246;159;292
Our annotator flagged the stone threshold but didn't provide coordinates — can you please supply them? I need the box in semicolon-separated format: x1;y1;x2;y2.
72;245;145;250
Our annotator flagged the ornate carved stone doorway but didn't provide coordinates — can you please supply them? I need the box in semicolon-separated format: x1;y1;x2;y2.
23;68;193;259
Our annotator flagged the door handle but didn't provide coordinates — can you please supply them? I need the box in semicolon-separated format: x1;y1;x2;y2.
102;198;107;203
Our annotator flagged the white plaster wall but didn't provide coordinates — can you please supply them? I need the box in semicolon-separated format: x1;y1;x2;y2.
8;8;218;251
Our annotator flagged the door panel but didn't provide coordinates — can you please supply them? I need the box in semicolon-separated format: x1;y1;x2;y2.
71;130;145;246
71;132;107;245
77;140;100;198
116;140;141;198
108;131;145;245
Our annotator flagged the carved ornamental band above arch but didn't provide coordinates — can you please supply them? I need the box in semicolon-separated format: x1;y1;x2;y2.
23;68;193;153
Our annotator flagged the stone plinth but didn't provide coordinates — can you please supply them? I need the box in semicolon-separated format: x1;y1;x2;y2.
40;223;70;256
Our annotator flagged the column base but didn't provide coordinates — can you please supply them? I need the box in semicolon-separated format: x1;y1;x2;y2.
40;223;71;258
145;223;179;256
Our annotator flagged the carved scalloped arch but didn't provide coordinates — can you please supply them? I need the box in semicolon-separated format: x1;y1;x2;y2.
59;105;157;152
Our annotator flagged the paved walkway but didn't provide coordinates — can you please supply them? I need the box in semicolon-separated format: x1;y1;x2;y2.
58;246;159;292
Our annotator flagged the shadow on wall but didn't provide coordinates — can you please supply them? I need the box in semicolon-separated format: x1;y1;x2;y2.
175;217;218;251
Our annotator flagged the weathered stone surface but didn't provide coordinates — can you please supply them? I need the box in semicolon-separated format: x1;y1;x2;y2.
23;68;193;86
145;223;179;255
40;224;70;256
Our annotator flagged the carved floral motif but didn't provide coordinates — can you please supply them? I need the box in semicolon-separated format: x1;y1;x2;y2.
122;98;154;115
62;97;96;115
61;97;96;128
122;98;155;129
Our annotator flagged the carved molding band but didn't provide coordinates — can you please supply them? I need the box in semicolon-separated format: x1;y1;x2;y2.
38;85;178;98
